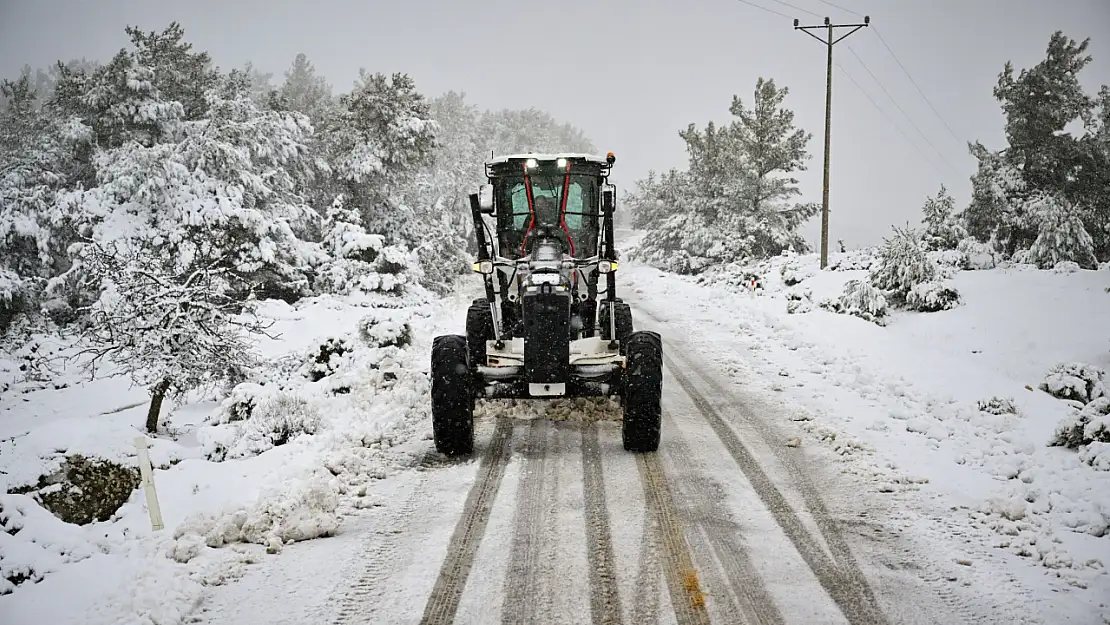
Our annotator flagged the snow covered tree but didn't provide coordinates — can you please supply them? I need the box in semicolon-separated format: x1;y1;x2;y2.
966;31;1109;262
1024;194;1098;269
124;23;220;121
1076;86;1110;260
0;73;95;331
70;237;274;433
478;108;595;155
240;62;276;107
274;53;333;124
727;77;818;252
632;77;817;270
921;185;966;251
57;72;322;305
627;169;690;231
960;143;1035;254
321;71;438;245
994;31;1094;194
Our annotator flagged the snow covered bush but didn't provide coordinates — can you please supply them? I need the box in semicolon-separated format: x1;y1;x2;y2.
1049;398;1110;468
1024;194;1098;270
1039;362;1106;404
357;314;412;349
786;288;814;314
300;336;355;382
212;382;280;424
869;227;937;304
956;237;1000;270
203;391;321;461
9;454;139;526
1051;260;1081;274
976;396;1020;416
821;279;888;326
780;257;815;286
905;280;962;312
312;195;419;299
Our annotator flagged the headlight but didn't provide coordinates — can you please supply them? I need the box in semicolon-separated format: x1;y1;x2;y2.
556;157;567;168
526;158;538;169
472;260;494;274
597;260;618;274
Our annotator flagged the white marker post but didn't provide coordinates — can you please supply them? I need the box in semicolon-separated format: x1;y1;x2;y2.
133;437;165;531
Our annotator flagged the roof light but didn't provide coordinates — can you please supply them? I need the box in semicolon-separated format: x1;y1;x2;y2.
556;157;567;168
526;158;538;169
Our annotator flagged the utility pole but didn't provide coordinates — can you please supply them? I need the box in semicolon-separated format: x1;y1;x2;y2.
795;15;870;269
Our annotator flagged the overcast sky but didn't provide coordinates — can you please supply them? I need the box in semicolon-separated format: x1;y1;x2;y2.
1;0;1108;248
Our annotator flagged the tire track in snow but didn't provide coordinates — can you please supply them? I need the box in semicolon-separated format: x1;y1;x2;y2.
637;452;713;625
669;346;889;617
333;471;434;625
662;352;889;625
581;422;624;625
420;417;514;625
500;419;551;625
660;411;787;625
628;510;662;625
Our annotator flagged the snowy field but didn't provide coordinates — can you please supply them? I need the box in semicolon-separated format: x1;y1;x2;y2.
621;246;1110;618
0;280;477;624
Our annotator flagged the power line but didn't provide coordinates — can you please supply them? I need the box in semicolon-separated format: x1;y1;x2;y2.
844;44;962;176
835;61;947;178
764;0;822;19
813;0;862;17
732;0;792;20
871;25;965;148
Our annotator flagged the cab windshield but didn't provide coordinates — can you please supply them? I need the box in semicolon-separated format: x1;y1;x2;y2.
495;172;599;259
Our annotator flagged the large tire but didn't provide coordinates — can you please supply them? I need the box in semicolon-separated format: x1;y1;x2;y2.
622;331;662;452
599;299;633;345
466;298;494;370
431;334;474;456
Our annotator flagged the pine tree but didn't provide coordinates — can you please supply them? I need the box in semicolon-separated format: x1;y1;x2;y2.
921;185;966;251
631;77;817;270
322;71;438;245
275;53;333;124
960;142;1035;254
124;23;220;121
1025;194;1098;269
993;31;1094;193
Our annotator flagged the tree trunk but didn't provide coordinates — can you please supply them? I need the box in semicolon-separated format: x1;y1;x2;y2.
146;378;172;434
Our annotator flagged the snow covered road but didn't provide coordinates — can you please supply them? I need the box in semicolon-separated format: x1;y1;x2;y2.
193;303;1003;625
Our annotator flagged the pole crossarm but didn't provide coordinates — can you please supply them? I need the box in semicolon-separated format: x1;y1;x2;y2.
792;15;870;269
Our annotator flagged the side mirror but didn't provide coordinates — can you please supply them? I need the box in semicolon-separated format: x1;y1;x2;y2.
478;184;494;214
602;186;616;215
